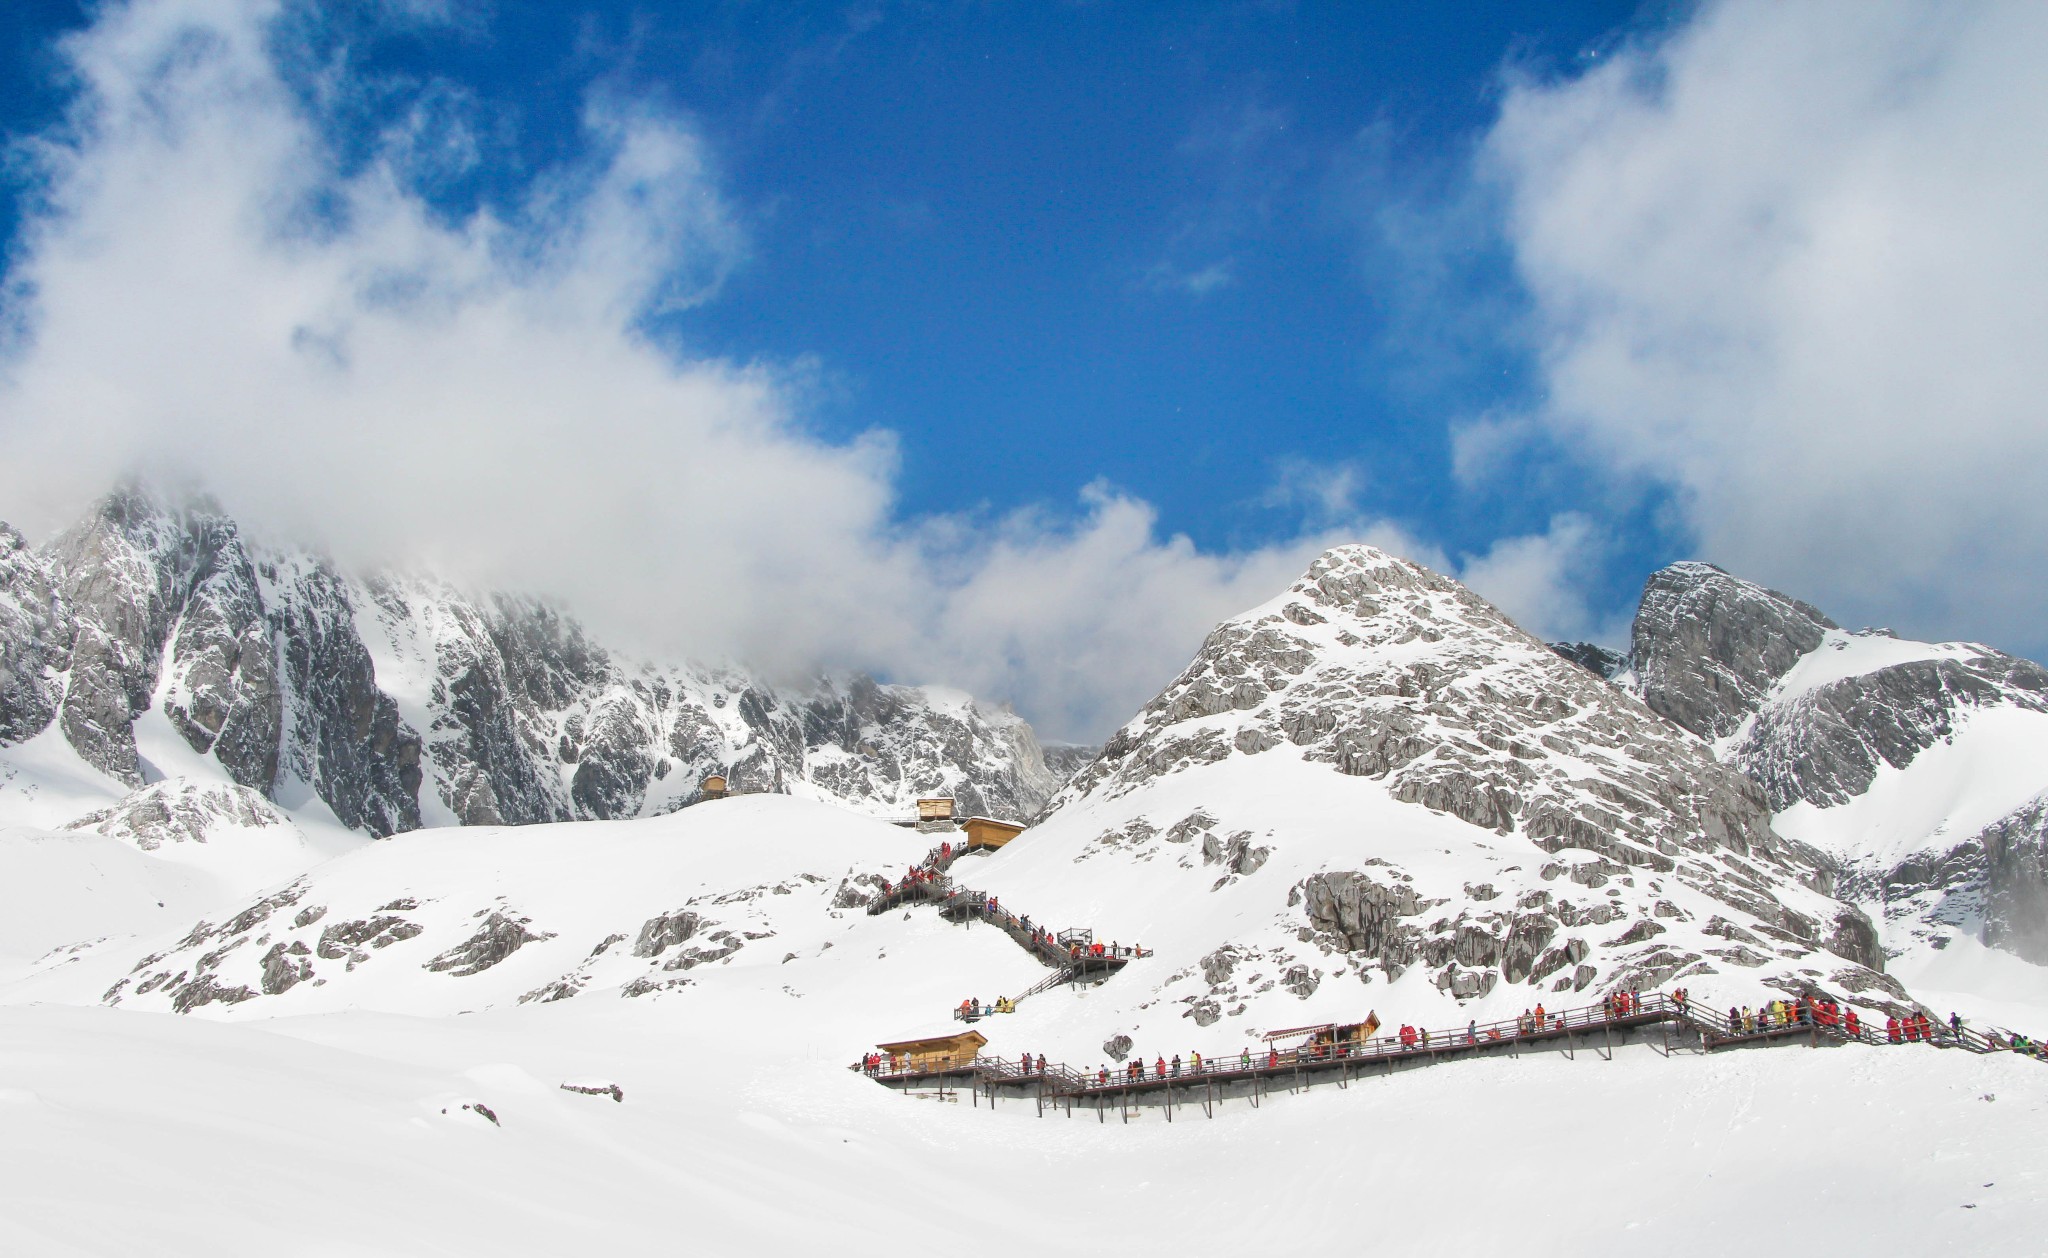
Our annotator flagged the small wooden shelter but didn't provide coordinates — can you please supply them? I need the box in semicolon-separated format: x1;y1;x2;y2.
875;1029;986;1072
1265;1012;1382;1051
916;797;956;822
700;774;728;800
962;816;1026;851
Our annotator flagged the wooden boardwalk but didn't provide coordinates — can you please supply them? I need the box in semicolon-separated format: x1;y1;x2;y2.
866;840;1148;1000
860;992;2042;1123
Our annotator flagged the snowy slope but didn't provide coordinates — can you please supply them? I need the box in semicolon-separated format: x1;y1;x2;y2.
2;998;2042;1257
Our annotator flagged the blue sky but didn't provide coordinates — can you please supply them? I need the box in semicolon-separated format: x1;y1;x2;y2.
2;1;2042;739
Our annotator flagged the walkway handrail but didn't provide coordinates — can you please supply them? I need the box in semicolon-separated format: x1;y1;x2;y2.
856;988;2045;1094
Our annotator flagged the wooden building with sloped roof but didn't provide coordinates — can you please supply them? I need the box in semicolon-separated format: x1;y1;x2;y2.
962;816;1026;851
875;1029;986;1072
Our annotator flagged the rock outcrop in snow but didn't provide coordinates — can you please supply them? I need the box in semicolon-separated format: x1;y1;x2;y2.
0;487;1071;837
65;780;294;851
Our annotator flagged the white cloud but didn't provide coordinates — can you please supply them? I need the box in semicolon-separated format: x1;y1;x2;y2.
1484;0;2048;650
0;0;1607;742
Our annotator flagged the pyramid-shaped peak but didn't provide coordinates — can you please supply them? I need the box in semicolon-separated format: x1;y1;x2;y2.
1058;544;1792;862
1631;561;1839;740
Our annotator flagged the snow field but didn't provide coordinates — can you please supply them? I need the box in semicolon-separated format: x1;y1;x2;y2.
2;997;2040;1257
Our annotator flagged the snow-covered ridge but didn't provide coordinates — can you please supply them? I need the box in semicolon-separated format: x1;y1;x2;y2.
1624;560;2048;974
0;487;1077;840
1760;629;1978;709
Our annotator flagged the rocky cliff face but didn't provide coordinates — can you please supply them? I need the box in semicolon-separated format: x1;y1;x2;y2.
0;525;64;746
0;488;1071;837
1624;561;2048;967
1626;563;1836;741
1031;546;1899;1022
358;574;1069;829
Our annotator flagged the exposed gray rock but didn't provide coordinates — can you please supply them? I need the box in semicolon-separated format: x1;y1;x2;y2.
1628;562;1835;740
45;487;201;784
160;519;280;790
1300;871;1425;977
265;557;423;837
0;524;64;747
64;780;292;851
259;941;314;995
423;912;553;977
169;974;258;1013
317;915;424;958
632;909;702;958
560;1081;624;1102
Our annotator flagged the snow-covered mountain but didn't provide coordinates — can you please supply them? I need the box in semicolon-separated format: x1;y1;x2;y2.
0;487;1076;844
7;539;2043;1255
972;544;1904;1055
10;542;1923;1035
1616;561;2048;990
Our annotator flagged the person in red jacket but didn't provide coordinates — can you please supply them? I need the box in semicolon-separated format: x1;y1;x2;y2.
1155;1056;1166;1078
1886;1015;1901;1043
1845;1009;1861;1037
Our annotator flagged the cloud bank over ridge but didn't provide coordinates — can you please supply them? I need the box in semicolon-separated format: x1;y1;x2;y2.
0;0;1601;742
1483;0;2048;652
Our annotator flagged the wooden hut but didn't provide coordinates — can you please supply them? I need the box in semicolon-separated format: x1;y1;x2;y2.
961;816;1025;851
916;797;956;822
874;1029;986;1072
700;774;728;800
1265;1012;1382;1054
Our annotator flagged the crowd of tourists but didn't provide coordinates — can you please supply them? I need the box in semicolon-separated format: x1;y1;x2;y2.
868;980;2048;1086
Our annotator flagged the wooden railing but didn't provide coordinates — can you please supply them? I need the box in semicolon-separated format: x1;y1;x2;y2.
862;846;1150;997
854;989;2044;1098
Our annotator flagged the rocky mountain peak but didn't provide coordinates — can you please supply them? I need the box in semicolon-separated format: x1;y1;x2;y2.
1628;561;1838;741
1064;544;1808;871
0;486;1080;839
1017;544;1895;1022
